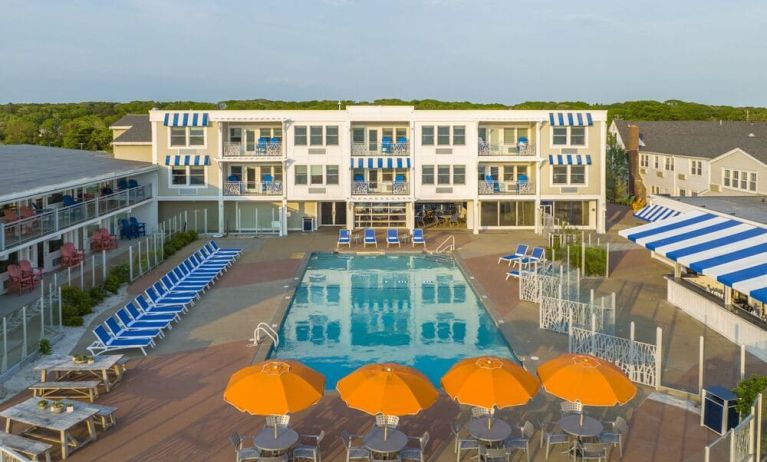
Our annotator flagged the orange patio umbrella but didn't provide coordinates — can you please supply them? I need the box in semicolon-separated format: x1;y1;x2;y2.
337;363;438;439
224;360;325;437
536;353;636;406
441;356;540;429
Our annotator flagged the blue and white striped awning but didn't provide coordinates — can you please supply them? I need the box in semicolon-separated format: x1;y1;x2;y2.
549;112;594;126
163;113;209;127
350;157;412;169
634;204;681;222
619;211;767;303
548;154;592;165
164;155;210;166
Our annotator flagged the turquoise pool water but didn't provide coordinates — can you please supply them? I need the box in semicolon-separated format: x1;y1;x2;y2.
271;253;517;388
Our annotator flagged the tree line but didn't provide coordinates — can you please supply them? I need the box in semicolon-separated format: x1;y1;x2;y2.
1;99;765;152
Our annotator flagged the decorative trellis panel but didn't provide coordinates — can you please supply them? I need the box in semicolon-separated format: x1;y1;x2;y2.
540;295;615;335
569;326;658;387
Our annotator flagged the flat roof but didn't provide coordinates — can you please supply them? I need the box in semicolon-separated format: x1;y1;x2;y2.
0;145;156;203
674;195;767;225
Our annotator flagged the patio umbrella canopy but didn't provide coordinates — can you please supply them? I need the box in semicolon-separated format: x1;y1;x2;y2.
536;353;636;406
223;360;325;415
441;356;540;409
337;363;438;416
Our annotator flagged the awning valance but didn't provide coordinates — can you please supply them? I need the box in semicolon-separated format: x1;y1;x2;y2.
350;157;412;169
634;204;681;222
619;211;767;303
163;113;209;127
548;112;593;126
548;154;592;165
165;155;210;166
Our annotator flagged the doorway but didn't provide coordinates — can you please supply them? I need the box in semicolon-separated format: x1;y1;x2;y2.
320;202;346;226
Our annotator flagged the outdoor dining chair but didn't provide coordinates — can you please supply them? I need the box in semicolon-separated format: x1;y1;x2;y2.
340;431;370;462
579;442;608;461
375;414;399;428
449;422;479;462
478;446;508;462
230;432;261;462
599;416;628;459
61;243;85;267
401;431;429;462
539;420;569;460
7;265;34;294
265;415;290;428
504;421;534;462
292;430;324;462
19;260;43;282
471;407;493;418
560;401;583;416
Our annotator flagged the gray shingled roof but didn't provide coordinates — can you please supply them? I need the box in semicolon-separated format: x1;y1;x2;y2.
0;145;156;201
613;120;767;162
112;114;151;143
674;195;767;225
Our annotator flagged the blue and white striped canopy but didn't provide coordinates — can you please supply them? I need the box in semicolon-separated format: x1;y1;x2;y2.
163;113;209;127
165;155;210;166
548;112;593;126
350;157;412;169
548;154;592;165
634;204;681;222
619;211;767;303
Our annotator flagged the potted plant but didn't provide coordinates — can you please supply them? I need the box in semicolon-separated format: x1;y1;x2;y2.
87;356;95;364
50;401;65;414
65;403;75;413
36;399;48;410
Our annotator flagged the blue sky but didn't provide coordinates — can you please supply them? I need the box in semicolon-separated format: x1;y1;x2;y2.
1;0;765;105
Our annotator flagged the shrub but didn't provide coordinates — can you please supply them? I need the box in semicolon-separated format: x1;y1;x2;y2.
39;338;52;355
110;264;130;283
162;230;198;258
61;286;94;316
103;275;121;294
734;375;767;416
62;315;83;327
88;286;106;305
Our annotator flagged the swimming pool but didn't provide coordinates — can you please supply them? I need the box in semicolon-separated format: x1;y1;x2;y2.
271;253;517;388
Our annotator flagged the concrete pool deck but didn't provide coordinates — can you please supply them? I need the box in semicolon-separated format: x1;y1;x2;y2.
2;206;764;461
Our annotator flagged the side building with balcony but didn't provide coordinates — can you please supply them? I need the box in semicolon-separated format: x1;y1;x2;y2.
116;106;606;236
0;145;157;294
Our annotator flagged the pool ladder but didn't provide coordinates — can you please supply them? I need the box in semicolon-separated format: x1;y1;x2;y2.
434;235;455;254
250;322;280;348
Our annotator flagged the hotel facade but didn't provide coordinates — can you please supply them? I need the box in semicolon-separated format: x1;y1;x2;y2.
114;106;608;235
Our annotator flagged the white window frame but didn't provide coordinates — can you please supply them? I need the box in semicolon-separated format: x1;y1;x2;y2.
550;165;588;186
167;127;207;149
550;126;588;147
665;156;674;171
167;165;208;188
723;168;757;192
689;159;703;176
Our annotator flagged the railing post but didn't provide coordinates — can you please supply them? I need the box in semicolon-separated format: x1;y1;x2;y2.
102;250;107;281
137;240;143;276
655;327;663;390
21;305;27;359
606;242;610;278
729;429;736;462
39;296;45;340
741;344;746;381
67;266;71;285
699;336;705;399
129;245;134;281
79;260;84;290
58;286;63;328
590;313;597;355
1;317;6;372
756;393;763;461
91;255;96;287
204;208;208;233
0;223;4;251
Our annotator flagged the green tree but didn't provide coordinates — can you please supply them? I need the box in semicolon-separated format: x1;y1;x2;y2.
606;136;630;204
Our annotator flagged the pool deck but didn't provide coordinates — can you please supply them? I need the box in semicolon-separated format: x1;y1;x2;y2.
2;205;764;461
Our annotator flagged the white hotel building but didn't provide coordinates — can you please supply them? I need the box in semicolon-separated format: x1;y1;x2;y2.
112;106;607;235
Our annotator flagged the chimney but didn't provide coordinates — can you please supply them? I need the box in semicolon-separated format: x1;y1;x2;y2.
626;124;646;201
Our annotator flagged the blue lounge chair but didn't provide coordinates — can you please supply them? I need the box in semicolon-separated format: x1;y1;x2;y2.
135;294;186;315
518;246;545;266
116;308;171;331
363;229;377;248
338;229;351;248
381;136;393;154
145;286;193;310
412;229;426;247
105;317;163;339
505;269;522;280
498;244;529;265
257;137;269;153
517;174;529;193
152;282;198;305
209;240;242;258
127;301;179;322
386;229;400;248
87;325;155;356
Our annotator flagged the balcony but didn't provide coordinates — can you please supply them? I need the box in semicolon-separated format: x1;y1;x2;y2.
0;185;153;252
223;141;282;158
478;142;536;157
224;181;283;196
478;180;535;195
352;141;410;156
351;181;410;196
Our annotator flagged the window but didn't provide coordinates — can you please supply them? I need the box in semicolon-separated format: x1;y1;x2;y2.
352;127;365;144
422;126;434;145
690;160;703;175
552;127;567;145
189;166;205;185
750;172;757;192
189;127;205;146
229;128;242;143
170;166;205;187
295;165;307;185
665;157;674;171
452;126;465;145
326;165;339;185
170;127;187;147
310;165;323;184
552;166;568;184
437;165;451;184
310;126;323;146
641;155;649;167
570;127;586;145
326;126;339;146
503;166;515;182
723;169;757;192
654;156;659;169
503;128;516;145
478;127;487;143
294;126;307;146
679;189;686;196
437;126;450;146
171;166;187;185
570;166;586;184
228;166;242;181
422;165;434;184
453;165;466;184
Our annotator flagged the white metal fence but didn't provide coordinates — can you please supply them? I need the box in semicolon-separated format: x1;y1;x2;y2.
704;394;762;462
540;291;616;335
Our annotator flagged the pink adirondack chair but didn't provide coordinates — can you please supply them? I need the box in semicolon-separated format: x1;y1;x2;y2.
61;243;85;267
19;260;44;283
7;265;34;294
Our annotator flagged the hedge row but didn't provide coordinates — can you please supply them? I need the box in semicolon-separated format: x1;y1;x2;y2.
61;264;129;326
163;231;198;258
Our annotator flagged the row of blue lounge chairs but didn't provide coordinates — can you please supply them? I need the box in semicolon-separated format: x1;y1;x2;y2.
87;241;242;356
498;244;547;280
337;229;427;248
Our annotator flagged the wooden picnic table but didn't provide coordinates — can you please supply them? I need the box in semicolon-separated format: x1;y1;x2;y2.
1;397;98;459
34;354;125;393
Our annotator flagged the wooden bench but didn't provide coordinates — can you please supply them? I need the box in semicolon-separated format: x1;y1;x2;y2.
28;381;100;402
0;430;53;461
83;403;117;430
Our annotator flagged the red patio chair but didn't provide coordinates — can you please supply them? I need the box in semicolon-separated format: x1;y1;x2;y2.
61;243;85;267
90;231;104;251
19;260;44;283
2;209;18;222
100;228;118;250
7;265;34;294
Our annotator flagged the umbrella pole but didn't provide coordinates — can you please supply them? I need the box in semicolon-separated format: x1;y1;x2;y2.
274;420;278;439
384;422;388;441
487;414;492;430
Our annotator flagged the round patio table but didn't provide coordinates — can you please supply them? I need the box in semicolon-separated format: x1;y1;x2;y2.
253;427;299;453
363;427;408;454
559;414;603;439
468;417;512;443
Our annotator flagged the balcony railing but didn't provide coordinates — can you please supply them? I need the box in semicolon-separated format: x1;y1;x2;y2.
224;181;283;196
351;181;410;195
352;142;410;156
223;141;282;157
478;143;536;157
0;185;153;252
478;180;535;195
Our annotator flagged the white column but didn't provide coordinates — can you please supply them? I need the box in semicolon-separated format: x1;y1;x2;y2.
218;200;225;234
